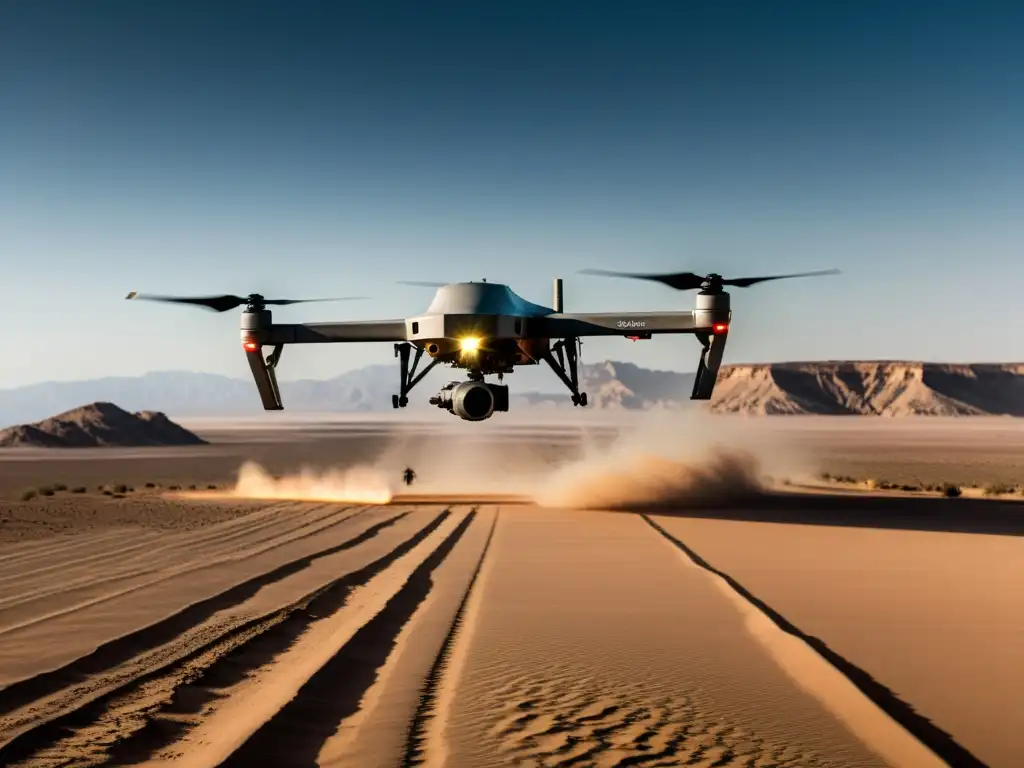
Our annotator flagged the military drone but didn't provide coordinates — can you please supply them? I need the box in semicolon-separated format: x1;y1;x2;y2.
125;268;838;421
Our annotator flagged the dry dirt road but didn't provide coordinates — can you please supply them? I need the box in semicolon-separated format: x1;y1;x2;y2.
2;491;1012;768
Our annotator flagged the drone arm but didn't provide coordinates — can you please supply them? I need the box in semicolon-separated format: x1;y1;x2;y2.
264;320;409;344
241;320;407;411
534;311;716;337
535;311;731;402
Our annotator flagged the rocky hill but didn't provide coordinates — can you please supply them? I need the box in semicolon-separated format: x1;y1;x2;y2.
710;362;1024;416
0;402;208;447
2;361;1024;423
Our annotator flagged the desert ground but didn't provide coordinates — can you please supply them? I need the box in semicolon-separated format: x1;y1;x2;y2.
1;413;1022;767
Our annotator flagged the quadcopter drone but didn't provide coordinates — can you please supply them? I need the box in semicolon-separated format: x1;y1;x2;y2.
125;268;838;422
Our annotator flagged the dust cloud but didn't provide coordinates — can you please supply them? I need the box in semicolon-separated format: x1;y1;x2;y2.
534;447;764;508
231;461;394;504
217;410;813;509
532;410;812;509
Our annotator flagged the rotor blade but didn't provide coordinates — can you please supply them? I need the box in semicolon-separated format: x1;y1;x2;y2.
722;269;841;287
397;280;449;288
125;292;368;312
578;269;706;291
261;297;369;305
580;267;842;290
124;292;248;312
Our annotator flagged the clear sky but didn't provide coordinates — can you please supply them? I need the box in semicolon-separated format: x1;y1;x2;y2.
2;1;1022;388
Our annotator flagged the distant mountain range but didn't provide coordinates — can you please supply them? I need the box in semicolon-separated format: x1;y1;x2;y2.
0;361;694;426
2;360;1023;427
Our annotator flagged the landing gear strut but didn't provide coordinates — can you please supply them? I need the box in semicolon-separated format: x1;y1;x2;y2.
690;330;728;401
393;343;439;408
542;337;588;407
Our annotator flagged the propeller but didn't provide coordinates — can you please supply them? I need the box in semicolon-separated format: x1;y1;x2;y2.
124;291;368;313
578;267;840;292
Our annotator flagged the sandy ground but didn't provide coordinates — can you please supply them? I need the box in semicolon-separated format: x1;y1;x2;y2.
652;515;1024;768
1;416;1022;766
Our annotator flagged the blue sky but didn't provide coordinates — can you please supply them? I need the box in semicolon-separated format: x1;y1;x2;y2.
2;1;1022;388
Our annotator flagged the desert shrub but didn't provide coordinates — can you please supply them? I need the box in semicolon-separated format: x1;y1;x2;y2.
102;489;113;496
942;483;962;498
112;493;125;499
900;484;920;492
819;472;832;481
53;483;68;492
40;487;55;497
72;486;87;493
128;487;135;492
168;484;181;491
113;484;128;494
984;483;1017;496
207;484;217;490
20;489;37;501
188;484;197;490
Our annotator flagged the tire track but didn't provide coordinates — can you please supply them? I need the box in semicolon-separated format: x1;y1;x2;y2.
0;504;373;689
0;501;334;587
0;508;408;722
0;501;296;578
642;514;980;768
0;529;153;572
0;503;355;617
0;501;309;602
218;507;485;768
404;508;874;768
403;507;499;767
0;508;452;767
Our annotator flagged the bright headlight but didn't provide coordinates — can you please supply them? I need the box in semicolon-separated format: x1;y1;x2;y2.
459;337;481;352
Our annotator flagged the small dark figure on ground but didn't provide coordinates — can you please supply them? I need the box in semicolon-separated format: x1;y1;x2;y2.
403;467;416;486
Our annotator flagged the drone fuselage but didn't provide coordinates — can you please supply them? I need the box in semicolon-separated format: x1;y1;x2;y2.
131;266;840;421
236;278;731;420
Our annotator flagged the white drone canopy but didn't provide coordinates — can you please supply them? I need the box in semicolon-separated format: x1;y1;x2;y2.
424;281;554;317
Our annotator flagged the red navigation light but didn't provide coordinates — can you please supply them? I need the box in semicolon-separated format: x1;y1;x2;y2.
243;340;259;352
712;322;729;334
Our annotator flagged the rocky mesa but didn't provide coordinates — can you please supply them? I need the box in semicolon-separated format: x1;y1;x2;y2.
0;402;209;447
709;361;1024;416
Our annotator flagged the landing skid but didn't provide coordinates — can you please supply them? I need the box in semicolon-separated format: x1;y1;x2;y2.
393;342;440;408
690;331;727;400
245;344;284;410
542;337;588;406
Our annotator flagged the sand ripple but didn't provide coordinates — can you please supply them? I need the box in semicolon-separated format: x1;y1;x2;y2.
483;673;837;767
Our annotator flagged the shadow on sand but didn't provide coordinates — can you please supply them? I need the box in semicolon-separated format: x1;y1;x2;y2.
618;489;1024;538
